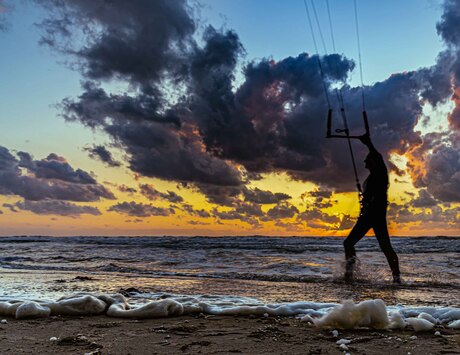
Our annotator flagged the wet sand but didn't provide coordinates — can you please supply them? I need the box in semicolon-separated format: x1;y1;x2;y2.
2;268;459;308
1;314;459;355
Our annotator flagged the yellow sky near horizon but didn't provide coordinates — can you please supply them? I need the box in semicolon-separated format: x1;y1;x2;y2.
1;155;458;237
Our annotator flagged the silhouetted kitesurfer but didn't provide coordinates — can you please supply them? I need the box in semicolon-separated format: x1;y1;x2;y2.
343;134;401;284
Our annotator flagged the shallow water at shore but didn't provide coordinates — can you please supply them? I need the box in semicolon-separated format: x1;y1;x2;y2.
0;236;458;307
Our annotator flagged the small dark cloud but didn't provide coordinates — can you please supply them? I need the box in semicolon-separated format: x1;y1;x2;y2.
194;184;242;206
273;220;304;232
2;203;19;213
211;207;260;226
84;145;121;167
188;220;210;225
265;202;299;219
139;183;183;203
125;218;144;223
107;201;175;217
18;151;96;184
412;189;438;208
234;201;264;217
297;208;341;229
211;208;242;220
181;203;211;218
118;184;137;194
12;199;101;216
389;203;459;225
243;187;291;204
301;189;335;209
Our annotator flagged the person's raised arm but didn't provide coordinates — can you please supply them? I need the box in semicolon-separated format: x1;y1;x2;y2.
359;134;387;174
358;134;378;154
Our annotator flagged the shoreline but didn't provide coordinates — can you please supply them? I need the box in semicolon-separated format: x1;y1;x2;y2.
1;314;459;354
1;267;459;310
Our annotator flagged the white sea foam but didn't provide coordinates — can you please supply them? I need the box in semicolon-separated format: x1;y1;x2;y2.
448;319;460;329
406;318;434;332
311;299;389;329
0;293;459;333
388;311;406;329
417;312;438;324
16;301;50;319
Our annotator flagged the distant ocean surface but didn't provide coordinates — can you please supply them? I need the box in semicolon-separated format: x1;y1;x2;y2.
0;236;459;307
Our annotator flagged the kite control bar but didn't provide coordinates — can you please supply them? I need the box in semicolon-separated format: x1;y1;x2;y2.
326;109;370;139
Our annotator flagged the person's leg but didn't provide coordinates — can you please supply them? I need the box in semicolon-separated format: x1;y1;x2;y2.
373;215;400;282
343;216;371;281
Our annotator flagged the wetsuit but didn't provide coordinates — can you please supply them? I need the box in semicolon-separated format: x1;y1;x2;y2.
343;148;400;280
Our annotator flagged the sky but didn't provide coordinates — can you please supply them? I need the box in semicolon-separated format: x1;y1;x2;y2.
0;0;458;236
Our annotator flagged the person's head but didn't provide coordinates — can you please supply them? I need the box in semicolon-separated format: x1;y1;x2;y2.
364;153;379;171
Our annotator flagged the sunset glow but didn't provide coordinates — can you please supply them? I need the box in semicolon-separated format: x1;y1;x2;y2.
0;0;458;236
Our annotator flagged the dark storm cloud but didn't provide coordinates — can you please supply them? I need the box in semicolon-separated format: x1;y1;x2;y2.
36;0;195;84
62;81;180;128
13;199;101;216
69;100;244;187
139;183;184;203
34;0;460;205
84;145;121;167
187;51;354;177
107;201;175;217
444;0;460;132
437;0;460;47
0;145;114;202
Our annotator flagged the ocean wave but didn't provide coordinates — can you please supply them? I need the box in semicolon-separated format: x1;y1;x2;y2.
1;235;458;253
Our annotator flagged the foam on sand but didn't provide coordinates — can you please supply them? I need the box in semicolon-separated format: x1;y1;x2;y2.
406;318;435;332
309;299;389;329
0;293;459;332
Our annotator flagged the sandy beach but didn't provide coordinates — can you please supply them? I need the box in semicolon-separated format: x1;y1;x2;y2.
0;314;459;355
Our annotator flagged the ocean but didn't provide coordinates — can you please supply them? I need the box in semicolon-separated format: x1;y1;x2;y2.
0;235;458;308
